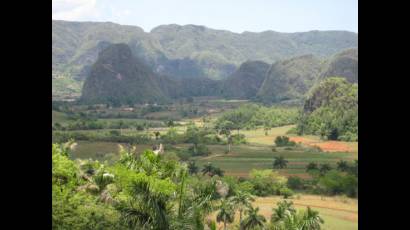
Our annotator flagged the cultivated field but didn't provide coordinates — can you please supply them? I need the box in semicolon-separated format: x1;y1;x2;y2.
209;194;358;230
68;123;357;178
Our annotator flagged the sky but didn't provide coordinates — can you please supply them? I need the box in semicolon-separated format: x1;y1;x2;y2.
52;0;358;33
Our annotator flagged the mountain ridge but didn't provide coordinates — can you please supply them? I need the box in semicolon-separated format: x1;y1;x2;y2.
53;20;358;97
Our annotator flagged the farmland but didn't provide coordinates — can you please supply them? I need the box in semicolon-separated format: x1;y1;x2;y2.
209;195;358;230
53;99;358;230
68;124;357;178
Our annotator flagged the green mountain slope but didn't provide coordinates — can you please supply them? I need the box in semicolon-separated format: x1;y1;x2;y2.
297;77;358;141
319;48;358;83
80;43;167;105
53;20;358;97
256;55;324;104
221;61;270;99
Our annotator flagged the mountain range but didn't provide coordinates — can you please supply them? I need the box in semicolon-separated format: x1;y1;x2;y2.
52;20;358;98
80;42;357;105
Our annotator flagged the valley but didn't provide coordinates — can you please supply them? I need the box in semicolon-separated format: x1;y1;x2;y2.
52;18;358;230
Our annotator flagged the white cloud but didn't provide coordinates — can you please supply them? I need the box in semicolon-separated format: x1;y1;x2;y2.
52;0;98;21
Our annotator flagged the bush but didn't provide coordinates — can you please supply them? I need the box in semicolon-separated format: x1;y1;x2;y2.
109;130;120;136
176;150;192;161
287;176;304;190
279;187;294;198
249;169;288;196
275;136;296;147
271;147;277;152
189;144;211;156
231;134;247;144
318;170;358;197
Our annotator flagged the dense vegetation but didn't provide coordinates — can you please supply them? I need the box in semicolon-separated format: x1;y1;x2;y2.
79;44;359;106
319;48;358;83
221;61;270;99
53;142;327;229
296;77;358;141
284;159;358;198
256;55;323;104
215;104;298;131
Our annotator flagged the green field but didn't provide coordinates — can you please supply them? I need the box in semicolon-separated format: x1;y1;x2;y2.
193;144;356;177
52;110;70;124
70;140;357;178
67;122;357;178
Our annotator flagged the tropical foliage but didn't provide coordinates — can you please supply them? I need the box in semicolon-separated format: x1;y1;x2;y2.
297;77;358;141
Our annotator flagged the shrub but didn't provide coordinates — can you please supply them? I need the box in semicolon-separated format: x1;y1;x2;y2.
274;136;296;147
318;170;358;197
189;144;211;156
231;134;247;144
287;176;304;190
279;187;294;198
249;169;288;196
109;130;120;136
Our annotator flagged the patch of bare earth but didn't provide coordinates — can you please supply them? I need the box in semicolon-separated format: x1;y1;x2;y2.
290;137;354;152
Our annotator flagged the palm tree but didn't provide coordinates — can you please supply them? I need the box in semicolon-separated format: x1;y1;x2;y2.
202;162;215;176
117;179;171;230
300;207;324;230
271;200;296;224
188;161;199;175
217;120;234;153
195;194;216;226
212;167;224;177
216;199;235;230
229;191;255;229
336;160;349;172
242;206;266;230
273;156;288;169
271;202;323;230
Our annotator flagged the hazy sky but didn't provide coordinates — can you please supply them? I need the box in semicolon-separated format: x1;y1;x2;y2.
52;0;358;33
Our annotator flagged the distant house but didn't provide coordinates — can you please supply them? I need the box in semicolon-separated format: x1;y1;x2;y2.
121;107;134;111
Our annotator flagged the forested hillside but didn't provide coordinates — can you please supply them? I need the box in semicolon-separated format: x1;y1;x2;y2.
296;77;358;141
53;20;358;97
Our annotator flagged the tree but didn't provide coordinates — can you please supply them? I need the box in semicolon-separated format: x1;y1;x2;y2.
242;206;266;230
319;164;332;175
287;176;304;190
186;124;201;154
350;160;358;176
336;160;349;172
212;167;225;177
117;179;173;230
264;122;271;136
300;207;324;229
167;120;174;127
271;200;296;224
188;161;199;175
274;136;296;147
229;191;255;229
202;162;215;176
217;120;234;153
306;162;318;172
154;131;160;140
216;199;235;230
273;156;288;169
